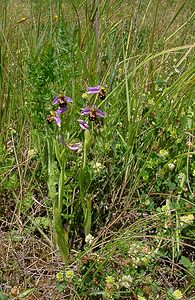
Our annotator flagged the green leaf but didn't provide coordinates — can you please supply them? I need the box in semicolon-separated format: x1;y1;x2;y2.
84;129;91;152
179;256;192;269
18;288;34;298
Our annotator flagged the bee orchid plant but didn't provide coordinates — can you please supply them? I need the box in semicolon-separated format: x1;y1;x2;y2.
47;86;106;262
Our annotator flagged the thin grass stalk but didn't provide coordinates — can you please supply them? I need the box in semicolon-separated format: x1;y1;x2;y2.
95;0;101;84
105;44;194;104
123;44;130;123
175;173;186;256
162;0;190;41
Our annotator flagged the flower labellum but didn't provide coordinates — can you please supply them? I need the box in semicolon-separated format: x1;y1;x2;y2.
78;119;89;130
98;87;106;100
81;105;105;121
52;94;72;107
47;111;61;127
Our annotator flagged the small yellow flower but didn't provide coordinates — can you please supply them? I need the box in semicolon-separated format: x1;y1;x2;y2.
85;233;94;245
159;149;169;157
172;289;183;299
92;161;104;173
54;15;58;21
56;271;64;282
148;99;154;105
103;292;114;299
105;276;115;285
82;92;88;99
28;149;36;157
180;214;194;227
65;270;74;280
138;296;147;300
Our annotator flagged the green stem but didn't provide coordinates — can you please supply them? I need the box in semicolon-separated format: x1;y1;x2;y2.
47;139;56;201
79;129;92;237
48;138;69;263
55;146;69;263
83;144;87;169
175;173;186;256
53;205;69;263
58;156;65;212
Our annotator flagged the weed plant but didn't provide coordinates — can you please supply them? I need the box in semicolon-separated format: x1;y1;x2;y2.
0;0;194;299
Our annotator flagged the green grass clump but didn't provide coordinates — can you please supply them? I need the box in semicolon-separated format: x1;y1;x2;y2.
0;0;194;299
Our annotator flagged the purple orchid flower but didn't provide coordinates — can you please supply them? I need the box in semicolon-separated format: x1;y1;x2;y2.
49;108;66;127
67;143;82;151
81;105;105;121
59;135;82;152
86;85;106;100
47;111;61;127
52;94;72;105
78;119;89;130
